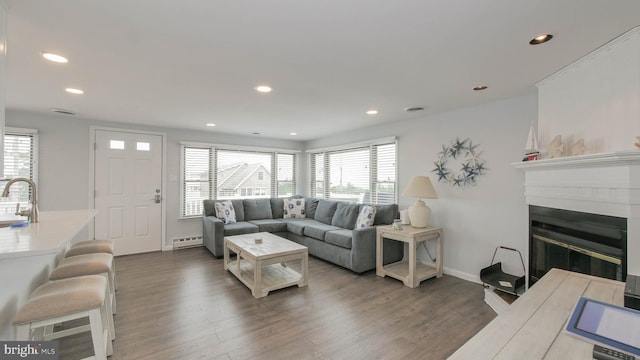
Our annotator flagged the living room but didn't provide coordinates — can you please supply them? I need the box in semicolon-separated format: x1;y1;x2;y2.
1;1;640;359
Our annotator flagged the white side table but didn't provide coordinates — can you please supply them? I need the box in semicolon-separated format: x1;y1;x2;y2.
376;225;443;288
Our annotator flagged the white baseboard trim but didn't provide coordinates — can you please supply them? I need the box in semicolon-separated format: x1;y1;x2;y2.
443;266;482;285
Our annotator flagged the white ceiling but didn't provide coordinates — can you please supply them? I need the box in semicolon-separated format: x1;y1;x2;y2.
4;1;640;141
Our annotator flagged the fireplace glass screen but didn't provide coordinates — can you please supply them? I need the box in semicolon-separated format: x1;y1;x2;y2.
529;206;627;286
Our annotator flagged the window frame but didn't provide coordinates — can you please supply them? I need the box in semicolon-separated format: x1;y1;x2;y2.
307;137;398;205
179;142;298;219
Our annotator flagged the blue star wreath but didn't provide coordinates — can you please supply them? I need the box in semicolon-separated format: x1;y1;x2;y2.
432;138;487;187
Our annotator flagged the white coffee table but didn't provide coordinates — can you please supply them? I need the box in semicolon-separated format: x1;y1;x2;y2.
223;232;308;298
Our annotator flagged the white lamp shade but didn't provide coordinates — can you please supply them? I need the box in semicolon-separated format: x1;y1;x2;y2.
403;176;438;228
402;176;438;199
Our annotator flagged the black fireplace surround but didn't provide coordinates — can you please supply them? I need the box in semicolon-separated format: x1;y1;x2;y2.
529;205;627;286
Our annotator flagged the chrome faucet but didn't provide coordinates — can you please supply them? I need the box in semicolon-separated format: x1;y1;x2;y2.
2;178;38;223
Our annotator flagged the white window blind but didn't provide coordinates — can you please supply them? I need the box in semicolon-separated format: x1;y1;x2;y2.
1;128;39;214
182;147;213;217
328;148;370;202
309;140;397;204
180;144;297;218
277;153;296;197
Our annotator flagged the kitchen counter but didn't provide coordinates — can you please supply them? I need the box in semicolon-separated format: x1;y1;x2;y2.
0;209;97;340
0;209;97;260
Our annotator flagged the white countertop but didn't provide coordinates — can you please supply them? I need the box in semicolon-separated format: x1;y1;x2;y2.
0;209;97;260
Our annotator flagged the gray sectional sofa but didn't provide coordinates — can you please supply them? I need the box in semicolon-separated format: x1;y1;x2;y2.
202;197;403;273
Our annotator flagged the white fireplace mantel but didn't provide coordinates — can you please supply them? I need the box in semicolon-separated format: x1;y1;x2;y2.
513;150;640;274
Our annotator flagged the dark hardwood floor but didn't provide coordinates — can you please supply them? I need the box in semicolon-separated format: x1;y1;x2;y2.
59;247;496;360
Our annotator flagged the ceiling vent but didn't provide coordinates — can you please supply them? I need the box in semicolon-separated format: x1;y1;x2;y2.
51;108;76;115
404;107;425;112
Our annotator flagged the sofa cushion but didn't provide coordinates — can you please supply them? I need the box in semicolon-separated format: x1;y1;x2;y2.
355;205;377;229
331;202;360;229
286;219;319;236
230;200;245;222
248;219;287;233
270;198;285;218
223;222;259;236
374;204;398;225
284;198;306;218
305;198;319;219
303;223;342;241
325;229;353;249
214;200;237;224
314;200;338;225
243;199;273;221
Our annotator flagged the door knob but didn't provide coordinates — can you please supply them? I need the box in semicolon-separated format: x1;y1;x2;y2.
154;194;161;203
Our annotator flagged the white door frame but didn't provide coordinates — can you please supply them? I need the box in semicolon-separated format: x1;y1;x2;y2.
88;126;169;251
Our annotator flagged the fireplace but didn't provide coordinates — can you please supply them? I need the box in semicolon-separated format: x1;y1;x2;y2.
514;151;640;285
529;205;627;286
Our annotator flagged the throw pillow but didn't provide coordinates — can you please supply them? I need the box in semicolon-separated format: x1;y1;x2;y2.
355;205;377;229
283;198;306;218
214;200;237;224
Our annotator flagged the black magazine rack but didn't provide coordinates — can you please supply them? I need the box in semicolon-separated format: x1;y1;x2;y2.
480;246;526;296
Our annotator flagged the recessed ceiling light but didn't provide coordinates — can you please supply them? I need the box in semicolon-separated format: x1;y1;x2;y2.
50;108;75;115
473;85;488;91
290;132;297;136
65;88;84;94
366;110;379;115
404;106;425;112
529;34;553;45
206;123;216;127
255;85;272;93
42;52;68;63
252;132;261;135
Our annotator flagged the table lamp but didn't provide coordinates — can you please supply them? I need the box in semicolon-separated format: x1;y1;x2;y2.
402;176;438;228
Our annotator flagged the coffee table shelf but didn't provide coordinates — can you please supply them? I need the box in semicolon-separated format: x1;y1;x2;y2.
227;258;305;297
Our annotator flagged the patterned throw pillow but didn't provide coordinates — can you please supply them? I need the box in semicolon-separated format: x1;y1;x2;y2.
355;205;377;229
214;200;237;224
283;198;306;219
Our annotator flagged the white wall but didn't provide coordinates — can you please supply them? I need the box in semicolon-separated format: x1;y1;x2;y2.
6;109;304;246
537;27;640;155
306;93;537;281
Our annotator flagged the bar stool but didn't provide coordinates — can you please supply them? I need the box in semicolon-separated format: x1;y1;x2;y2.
51;253;117;319
13;275;113;360
65;240;117;291
66;239;114;257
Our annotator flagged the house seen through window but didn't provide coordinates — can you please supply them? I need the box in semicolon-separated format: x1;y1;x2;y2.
181;145;297;218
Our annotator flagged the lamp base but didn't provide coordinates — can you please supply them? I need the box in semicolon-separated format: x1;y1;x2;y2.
408;200;432;228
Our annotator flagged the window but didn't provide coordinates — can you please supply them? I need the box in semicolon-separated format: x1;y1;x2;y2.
1;128;39;214
180;143;297;218
309;138;397;205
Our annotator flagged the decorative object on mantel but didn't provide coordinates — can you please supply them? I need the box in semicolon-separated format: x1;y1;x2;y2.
522;123;540;161
571;138;585;156
402;176;438;228
433;138;487;187
635;136;640;148
547;135;564;158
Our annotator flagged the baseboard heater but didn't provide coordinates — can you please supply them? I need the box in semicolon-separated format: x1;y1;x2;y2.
172;236;203;249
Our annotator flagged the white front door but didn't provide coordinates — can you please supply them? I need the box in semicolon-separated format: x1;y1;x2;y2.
94;129;163;255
